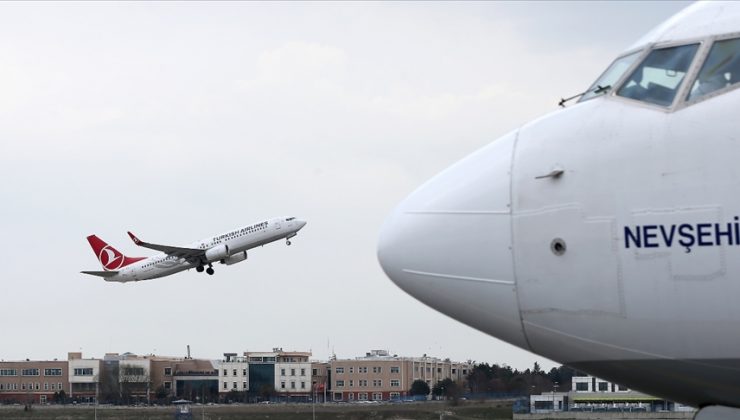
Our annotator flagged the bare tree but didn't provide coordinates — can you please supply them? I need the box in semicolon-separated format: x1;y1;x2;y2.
119;364;151;405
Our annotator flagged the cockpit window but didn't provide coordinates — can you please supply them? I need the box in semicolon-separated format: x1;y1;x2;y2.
286;217;295;221
581;51;641;101
687;37;740;101
617;44;699;107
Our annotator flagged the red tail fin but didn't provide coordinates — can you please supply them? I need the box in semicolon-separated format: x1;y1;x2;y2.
86;235;145;271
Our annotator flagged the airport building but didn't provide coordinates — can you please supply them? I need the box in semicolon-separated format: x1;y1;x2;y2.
275;350;312;401
311;361;330;402
0;359;68;404
529;376;695;413
329;350;471;402
217;353;249;395
67;352;102;403
0;348;471;405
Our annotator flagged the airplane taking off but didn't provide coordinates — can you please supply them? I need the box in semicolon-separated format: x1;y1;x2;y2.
82;217;306;282
379;2;740;418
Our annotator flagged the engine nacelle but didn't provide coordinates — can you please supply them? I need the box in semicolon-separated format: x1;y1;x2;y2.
221;251;247;265
205;243;230;262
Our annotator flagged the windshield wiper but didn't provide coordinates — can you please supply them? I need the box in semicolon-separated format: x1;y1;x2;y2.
558;84;611;108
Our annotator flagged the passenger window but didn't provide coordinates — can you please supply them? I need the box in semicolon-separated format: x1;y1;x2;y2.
581;51;641;101
617;44;699;107
688;37;740;101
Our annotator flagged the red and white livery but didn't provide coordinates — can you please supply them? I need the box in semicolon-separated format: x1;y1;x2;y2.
82;217;306;282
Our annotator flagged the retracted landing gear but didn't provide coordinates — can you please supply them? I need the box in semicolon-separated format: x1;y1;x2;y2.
206;263;214;275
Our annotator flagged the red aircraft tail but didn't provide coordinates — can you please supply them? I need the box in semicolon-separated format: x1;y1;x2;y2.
86;235;145;271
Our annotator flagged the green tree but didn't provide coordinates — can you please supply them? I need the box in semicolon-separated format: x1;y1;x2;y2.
432;378;461;401
410;379;430;396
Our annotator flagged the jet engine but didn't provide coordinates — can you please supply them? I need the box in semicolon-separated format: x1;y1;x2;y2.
221;251;247;265
205;243;230;262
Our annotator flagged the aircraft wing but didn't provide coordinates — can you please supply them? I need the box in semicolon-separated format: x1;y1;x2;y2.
81;270;119;278
127;231;206;261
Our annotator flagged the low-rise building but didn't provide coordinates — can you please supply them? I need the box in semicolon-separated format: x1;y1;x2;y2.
0;359;68;404
330;350;471;402
216;353;249;398
529;376;695;413
275;350;312;401
311;362;329;402
68;352;101;403
172;358;218;403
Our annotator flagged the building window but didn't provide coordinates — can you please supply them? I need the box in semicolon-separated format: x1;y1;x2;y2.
243;381;247;390
164;367;172;376
359;380;367;387
333;392;342;401
390;380;400;387
164;382;171;390
301;382;306;389
44;368;62;376
0;369;17;376
437;368;442;373
373;366;382;374
301;368;306;376
373;380;382;387
223;369;228;376
242;369;247;376
50;383;54;390
290;381;296;389
123;367;144;376
312;369;318;376
349;380;353;387
233;382;238;390
598;382;609;391
390;392;400;399
336;380;344;387
349;393;354;400
451;369;456;374
291;369;296;376
575;382;589;391
58;383;62;390
223;382;228;390
390;367;399;374
21;384;26;391
358;393;368;401
233;369;237;376
373;392;383;401
21;368;39;376
618;385;629;391
349;367;354;374
335;367;344;374
281;381;286;389
359;367;367;374
73;368;93;376
35;383;39;390
44;383;49;390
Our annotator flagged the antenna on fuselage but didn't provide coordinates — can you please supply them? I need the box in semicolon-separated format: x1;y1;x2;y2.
558;84;611;107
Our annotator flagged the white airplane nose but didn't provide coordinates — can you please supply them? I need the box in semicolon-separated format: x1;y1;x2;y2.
377;131;529;350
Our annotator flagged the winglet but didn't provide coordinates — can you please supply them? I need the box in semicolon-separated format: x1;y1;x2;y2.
127;231;142;245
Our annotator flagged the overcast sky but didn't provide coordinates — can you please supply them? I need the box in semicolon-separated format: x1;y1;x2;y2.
0;1;690;369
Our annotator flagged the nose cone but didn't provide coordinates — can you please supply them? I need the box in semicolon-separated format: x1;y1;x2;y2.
297;219;307;230
377;131;529;350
